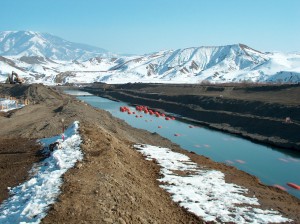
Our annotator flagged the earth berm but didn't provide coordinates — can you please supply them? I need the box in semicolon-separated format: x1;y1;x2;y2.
0;84;299;223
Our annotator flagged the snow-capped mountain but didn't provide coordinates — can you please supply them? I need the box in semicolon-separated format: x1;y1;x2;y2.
0;31;109;60
0;31;299;84
107;44;268;83
103;44;300;84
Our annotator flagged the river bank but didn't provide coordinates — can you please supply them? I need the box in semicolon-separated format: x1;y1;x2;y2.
82;83;300;151
1;83;300;223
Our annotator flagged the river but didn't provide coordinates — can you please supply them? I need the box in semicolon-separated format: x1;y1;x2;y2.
66;90;300;199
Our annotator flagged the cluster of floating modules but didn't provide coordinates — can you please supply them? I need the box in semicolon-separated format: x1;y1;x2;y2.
120;105;176;120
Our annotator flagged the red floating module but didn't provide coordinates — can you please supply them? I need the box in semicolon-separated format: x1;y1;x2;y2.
287;182;300;190
235;159;246;164
273;184;287;191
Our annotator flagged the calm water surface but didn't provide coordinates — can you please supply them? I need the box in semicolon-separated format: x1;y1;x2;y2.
66;91;300;199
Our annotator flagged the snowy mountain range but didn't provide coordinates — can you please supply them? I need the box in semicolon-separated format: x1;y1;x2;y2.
0;31;109;60
0;31;300;84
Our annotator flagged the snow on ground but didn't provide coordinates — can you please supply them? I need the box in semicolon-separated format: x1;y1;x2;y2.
134;144;292;223
0;98;24;112
0;121;83;224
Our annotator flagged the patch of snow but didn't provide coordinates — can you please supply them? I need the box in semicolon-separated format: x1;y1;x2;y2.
134;144;292;223
0;98;24;112
0;121;83;224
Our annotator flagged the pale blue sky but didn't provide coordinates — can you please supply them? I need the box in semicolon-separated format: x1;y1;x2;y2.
1;0;299;54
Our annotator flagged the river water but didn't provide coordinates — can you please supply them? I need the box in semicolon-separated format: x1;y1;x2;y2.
66;90;300;199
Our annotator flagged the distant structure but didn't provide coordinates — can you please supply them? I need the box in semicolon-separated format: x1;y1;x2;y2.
285;117;292;123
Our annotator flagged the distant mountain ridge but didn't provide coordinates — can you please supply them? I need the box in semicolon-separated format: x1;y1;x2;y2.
0;31;109;60
108;44;268;81
0;31;300;84
102;44;300;84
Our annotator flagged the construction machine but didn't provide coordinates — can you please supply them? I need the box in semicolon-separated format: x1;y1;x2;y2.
6;71;25;84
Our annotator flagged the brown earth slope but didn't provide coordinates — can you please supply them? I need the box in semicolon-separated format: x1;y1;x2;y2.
83;83;300;151
0;83;300;223
0;137;42;202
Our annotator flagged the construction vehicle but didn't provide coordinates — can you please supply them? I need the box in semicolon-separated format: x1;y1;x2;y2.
6;71;25;84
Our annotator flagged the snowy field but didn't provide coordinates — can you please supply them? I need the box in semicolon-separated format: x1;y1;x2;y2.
0;98;24;112
134;144;292;223
0;121;83;224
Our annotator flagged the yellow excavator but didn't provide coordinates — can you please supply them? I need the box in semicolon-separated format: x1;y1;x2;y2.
6;71;25;84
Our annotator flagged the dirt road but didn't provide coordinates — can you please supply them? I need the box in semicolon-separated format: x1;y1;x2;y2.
1;84;300;223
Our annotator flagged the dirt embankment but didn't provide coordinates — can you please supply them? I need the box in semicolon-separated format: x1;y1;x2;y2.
1;83;300;223
0;84;202;223
0;138;42;203
83;83;300;151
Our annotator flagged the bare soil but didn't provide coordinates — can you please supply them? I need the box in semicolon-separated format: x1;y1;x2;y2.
0;83;300;223
0;138;42;203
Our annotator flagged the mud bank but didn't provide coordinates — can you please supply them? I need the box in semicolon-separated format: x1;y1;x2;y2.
1;84;300;223
83;83;300;151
